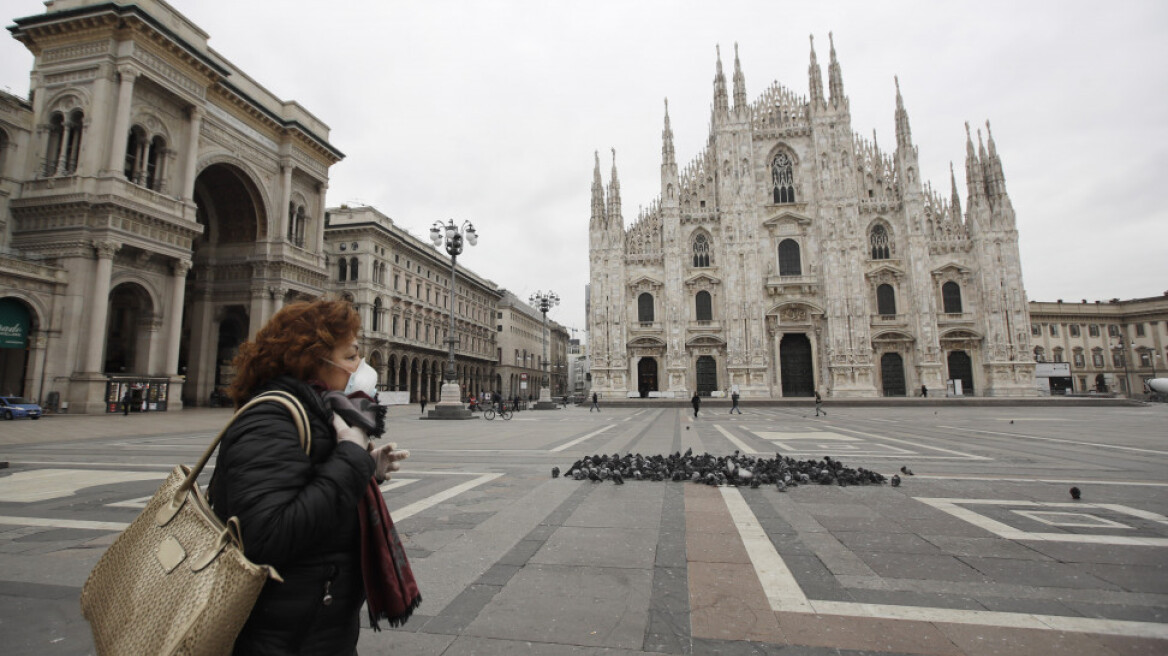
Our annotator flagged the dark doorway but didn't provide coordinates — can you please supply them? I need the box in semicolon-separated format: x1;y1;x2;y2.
947;350;974;395
880;352;906;396
0;298;32;397
695;356;717;396
105;283;153;375
216;310;247;389
779;333;814;397
1094;373;1107;393
638;357;658;398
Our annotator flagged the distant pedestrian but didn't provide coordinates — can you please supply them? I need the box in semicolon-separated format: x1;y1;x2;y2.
691;392;701;418
730;390;742;414
121;389;131;416
814;390;825;417
920;384;928;398
420;393;427;415
590;392;599;412
513;395;521;412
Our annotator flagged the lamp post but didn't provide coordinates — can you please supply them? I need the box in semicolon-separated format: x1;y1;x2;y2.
529;290;559;409
1113;335;1132;397
425;219;477;419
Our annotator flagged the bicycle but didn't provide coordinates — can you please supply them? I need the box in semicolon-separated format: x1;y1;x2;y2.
483;403;513;421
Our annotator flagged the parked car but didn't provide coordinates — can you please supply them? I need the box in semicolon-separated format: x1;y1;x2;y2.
1;396;42;420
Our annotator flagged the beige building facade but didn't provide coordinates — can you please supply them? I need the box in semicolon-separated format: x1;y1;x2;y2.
324;206;501;403
495;290;569;399
1028;295;1168;396
588;40;1035;399
0;0;340;412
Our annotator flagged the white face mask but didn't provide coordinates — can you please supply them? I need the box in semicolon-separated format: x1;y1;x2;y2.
328;357;379;397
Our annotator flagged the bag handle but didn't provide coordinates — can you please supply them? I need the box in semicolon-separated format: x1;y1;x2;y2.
158;391;310;526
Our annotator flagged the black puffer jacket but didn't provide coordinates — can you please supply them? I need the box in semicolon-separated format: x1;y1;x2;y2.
210;376;375;656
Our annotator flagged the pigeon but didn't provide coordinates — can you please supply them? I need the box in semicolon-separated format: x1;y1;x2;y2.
612;472;624;485
900;466;914;476
890;474;901;487
551;467;560;479
1070;486;1081;500
1010;420;1014;425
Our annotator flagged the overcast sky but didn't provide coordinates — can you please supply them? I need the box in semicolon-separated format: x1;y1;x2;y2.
3;0;1166;335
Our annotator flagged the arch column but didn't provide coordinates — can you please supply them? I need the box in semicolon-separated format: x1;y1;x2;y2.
182;106;204;201
165;260;190;376
83;241;119;373
106;67;138;175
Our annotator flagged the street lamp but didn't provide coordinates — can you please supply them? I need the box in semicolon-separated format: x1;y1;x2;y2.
1112;335;1133;397
426;219;477;419
529;290;559;409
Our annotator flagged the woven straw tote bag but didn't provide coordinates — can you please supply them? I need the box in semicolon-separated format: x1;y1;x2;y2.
80;391;311;656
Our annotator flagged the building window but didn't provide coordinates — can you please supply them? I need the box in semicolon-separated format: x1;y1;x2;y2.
778;239;802;276
771;153;795;204
338;258;347;282
1108;324;1120;338
876;284;896;316
1092;351;1104;367
638;293;654;323
1050;324;1059;337
1053;348;1064;363
1034;347;1045;362
44;109;83;177
1089;324;1100;337
1113;351;1124;367
695;291;713;321
1069;324;1081;337
1140;351;1152;367
372;298;383;332
349;257;358;281
1031;324;1041;337
392;316;399;336
869;224;891;260
1074;352;1085;367
942;282;963;313
692;233;711;267
1135;323;1146;337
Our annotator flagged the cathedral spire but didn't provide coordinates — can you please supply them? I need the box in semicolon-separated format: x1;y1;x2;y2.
662;98;675;166
894;76;912;150
713;44;730;121
985;119;1007;198
607;148;622;228
828;31;846;109
808;34;824;109
964;121;985;212
591;150;606;228
949;161;962;222
732;43;747;114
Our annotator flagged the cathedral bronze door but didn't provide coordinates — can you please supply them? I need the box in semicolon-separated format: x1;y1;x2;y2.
880;352;906;396
695;356;717;396
779;334;814;397
638;357;658;398
947;350;974;395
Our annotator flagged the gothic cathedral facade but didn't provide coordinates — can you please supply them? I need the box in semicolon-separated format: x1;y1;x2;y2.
587;38;1035;399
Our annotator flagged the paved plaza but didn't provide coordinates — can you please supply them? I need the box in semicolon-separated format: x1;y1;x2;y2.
0;401;1165;655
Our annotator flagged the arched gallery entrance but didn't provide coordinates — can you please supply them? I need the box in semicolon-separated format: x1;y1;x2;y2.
104;282;154;375
180;162;267;405
0;298;34;397
779;333;814;397
638;357;658;397
695;355;717;396
947;350;974;395
880;352;906;397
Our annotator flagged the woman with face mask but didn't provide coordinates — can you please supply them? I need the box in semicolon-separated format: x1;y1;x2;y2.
213;299;418;655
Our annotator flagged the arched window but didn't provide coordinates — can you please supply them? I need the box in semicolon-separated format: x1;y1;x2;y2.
1034;347;1045;363
869;224;891;259
124;125;149;183
338;258;347;282
373;297;383;332
44;112;64;176
349;257;359;281
692;233;711;267
778;239;802;276
942;281;963;313
146;135;166;191
695;291;713;321
876;284;896;315
64;110;83;174
295;206;307;247
638;292;654;323
771;153;795;203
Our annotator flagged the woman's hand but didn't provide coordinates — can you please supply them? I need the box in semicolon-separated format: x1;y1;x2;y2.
332;414;369;450
371;442;410;482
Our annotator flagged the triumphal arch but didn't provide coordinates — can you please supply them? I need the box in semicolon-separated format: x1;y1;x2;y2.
0;0;341;412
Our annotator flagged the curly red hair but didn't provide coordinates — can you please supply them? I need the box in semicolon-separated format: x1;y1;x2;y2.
227;299;360;407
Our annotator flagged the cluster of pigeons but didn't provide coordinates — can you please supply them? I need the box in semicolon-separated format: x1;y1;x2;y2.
551;448;892;491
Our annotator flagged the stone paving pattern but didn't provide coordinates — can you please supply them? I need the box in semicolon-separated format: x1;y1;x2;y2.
0;401;1165;655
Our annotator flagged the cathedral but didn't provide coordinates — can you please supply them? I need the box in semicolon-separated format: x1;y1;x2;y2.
587;38;1036;399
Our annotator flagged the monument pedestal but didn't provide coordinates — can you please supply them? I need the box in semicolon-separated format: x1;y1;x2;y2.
533;386;558;410
424;382;475;419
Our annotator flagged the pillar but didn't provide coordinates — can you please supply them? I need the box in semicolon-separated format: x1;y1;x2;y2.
315;182;328;252
182;106;204;200
164;259;190;375
279;161;293;241
106;67;138;174
84;241;119;373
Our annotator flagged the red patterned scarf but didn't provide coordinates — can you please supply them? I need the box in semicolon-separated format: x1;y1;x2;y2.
358;479;422;629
